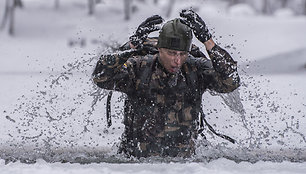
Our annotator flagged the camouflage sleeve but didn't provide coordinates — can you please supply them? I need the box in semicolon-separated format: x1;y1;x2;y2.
118;42;132;51
92;49;138;93
199;45;240;93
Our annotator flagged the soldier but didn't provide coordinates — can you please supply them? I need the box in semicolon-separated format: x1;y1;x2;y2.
92;9;240;158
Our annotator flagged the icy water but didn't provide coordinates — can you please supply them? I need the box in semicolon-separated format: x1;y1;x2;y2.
1;49;306;164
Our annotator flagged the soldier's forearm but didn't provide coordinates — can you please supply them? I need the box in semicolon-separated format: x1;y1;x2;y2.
119;41;133;51
204;38;216;51
92;49;138;81
101;49;138;68
208;45;238;77
208;45;240;91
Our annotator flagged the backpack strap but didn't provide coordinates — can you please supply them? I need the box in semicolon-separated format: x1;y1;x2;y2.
199;104;236;144
187;50;236;144
106;90;113;127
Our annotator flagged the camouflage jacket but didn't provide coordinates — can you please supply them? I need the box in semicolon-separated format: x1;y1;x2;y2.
92;39;240;158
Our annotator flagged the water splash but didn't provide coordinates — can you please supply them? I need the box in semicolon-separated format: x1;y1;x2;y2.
1;43;306;164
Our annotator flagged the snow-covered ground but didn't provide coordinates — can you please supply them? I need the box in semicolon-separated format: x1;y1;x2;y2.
0;0;306;173
2;158;306;174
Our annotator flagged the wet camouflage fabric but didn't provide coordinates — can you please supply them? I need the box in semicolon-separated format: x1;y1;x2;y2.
92;39;240;158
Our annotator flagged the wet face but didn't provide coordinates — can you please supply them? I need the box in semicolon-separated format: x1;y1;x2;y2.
158;48;188;74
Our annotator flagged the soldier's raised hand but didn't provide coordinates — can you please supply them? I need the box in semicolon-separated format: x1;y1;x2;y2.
180;9;212;43
129;15;163;48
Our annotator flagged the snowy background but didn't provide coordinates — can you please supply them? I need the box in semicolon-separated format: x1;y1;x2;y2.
0;0;306;173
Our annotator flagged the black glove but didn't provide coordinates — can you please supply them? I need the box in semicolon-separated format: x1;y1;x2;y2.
129;15;163;48
180;9;212;43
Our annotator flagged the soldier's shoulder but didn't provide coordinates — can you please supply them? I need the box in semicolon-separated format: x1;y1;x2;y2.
139;54;157;68
139;54;156;61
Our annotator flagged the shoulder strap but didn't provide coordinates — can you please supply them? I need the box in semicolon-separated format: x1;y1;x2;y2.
185;56;198;88
139;55;156;87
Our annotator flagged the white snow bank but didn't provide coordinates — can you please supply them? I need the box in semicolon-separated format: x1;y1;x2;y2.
1;158;306;174
228;4;256;16
274;8;296;17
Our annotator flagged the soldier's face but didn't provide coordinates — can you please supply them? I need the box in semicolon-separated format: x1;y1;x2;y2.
158;48;188;73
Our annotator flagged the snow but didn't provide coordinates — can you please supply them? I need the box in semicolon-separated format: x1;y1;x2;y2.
228;4;256;16
274;8;296;17
1;0;306;173
1;158;306;174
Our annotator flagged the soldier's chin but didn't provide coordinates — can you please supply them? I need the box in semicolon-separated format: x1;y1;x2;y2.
169;67;180;73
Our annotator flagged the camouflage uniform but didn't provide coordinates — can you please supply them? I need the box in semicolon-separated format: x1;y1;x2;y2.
92;38;240;158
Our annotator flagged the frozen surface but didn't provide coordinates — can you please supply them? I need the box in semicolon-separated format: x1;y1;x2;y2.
1;158;306;174
0;0;306;173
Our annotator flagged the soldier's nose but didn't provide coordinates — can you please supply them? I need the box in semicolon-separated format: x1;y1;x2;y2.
174;57;181;65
